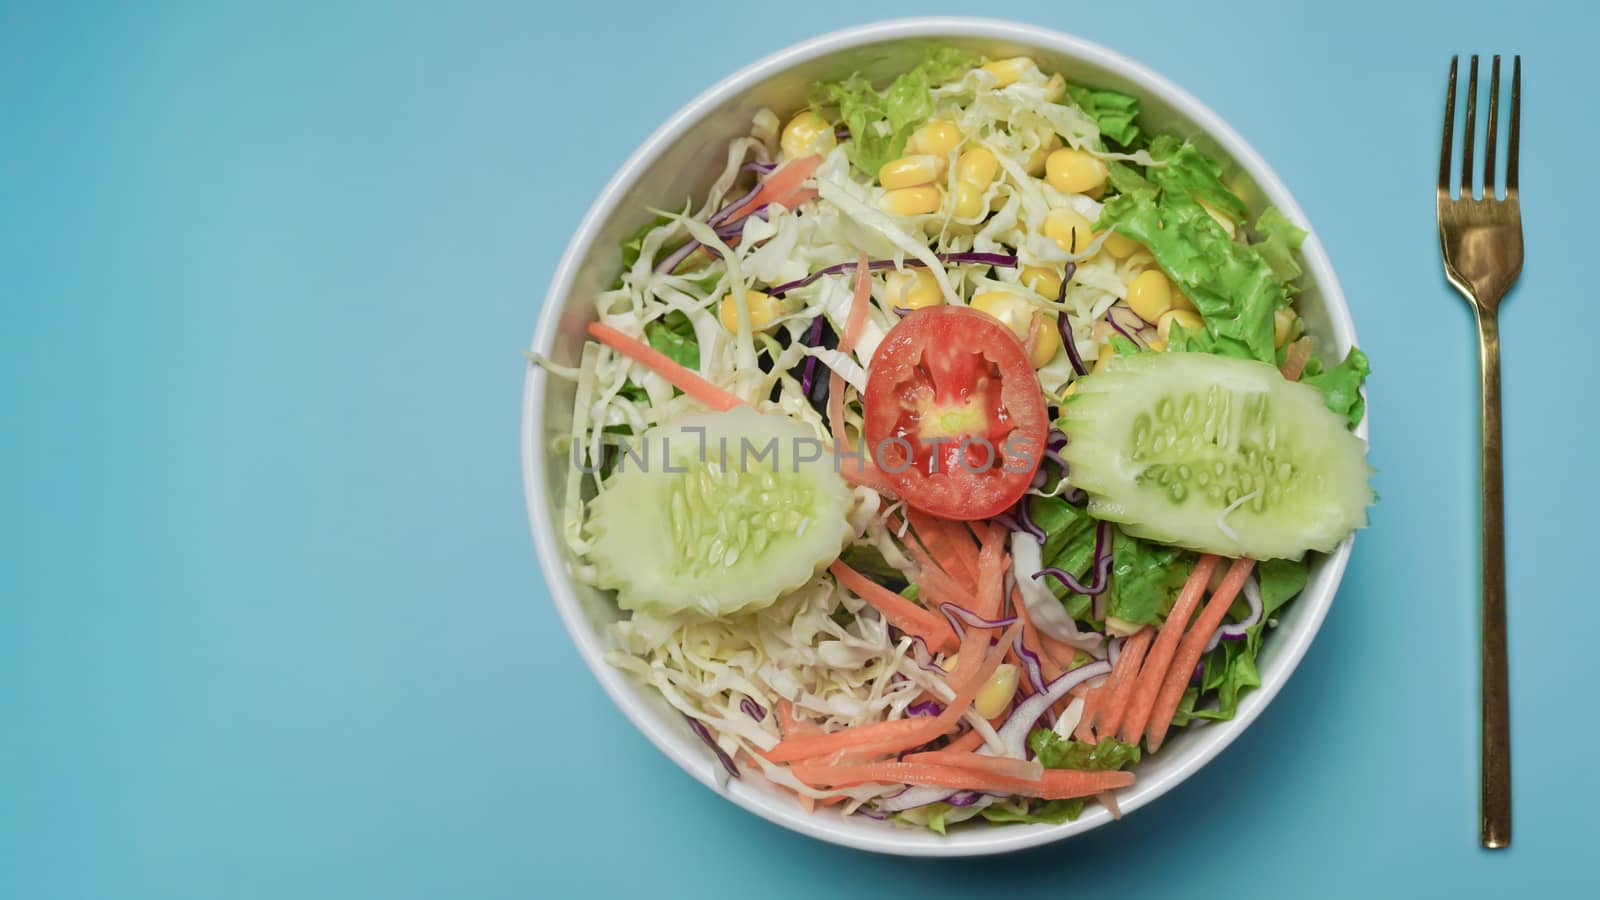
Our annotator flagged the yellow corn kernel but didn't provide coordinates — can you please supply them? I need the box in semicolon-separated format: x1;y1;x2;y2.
1025;135;1062;176
884;267;943;311
1043;207;1098;255
1147;337;1169;352
1170;288;1198;313
982;57;1035;87
719;290;785;333
1126;270;1174;323
907;119;963;157
878;154;946;189
1027;313;1062;368
1062;381;1079;397
938;654;959;673
1102;230;1143;258
1092;347;1114;373
971;291;1059;368
955;147;1000;187
974;664;1020;719
1157;308;1204;342
878;185;943;216
1199;199;1238;238
1044;148;1108;195
1020;265;1062;301
953;181;985;218
1044;73;1067;102
1274;307;1300;348
780;110;835;159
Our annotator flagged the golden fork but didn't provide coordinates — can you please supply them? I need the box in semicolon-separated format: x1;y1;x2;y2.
1437;54;1522;850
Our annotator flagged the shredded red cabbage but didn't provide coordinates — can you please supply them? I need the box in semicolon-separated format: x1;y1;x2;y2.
740;696;767;722
1013;635;1048;696
1033;521;1113;595
906;701;943;718
770;252;1018;297
799;315;827;395
685;716;740;778
939;603;1019;636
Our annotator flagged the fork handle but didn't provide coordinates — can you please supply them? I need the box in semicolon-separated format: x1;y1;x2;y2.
1476;310;1511;849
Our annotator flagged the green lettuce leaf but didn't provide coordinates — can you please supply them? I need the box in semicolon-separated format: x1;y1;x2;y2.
1064;84;1142;147
984;734;1141;824
1029;731;1142;771
1257;557;1309;617
810;47;976;176
1301;347;1370;428
1096;138;1288;363
1106;528;1195;626
643;310;699;370
1026;495;1098;619
1254;205;1307;283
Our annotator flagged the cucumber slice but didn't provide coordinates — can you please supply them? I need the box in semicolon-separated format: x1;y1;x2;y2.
586;406;854;618
1060;352;1371;560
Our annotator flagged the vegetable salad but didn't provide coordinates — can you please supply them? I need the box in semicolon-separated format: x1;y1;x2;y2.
536;49;1372;831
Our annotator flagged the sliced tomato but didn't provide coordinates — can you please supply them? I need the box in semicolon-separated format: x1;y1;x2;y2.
862;306;1047;520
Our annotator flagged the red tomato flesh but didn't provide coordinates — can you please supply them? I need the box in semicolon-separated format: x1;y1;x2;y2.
861;306;1048;520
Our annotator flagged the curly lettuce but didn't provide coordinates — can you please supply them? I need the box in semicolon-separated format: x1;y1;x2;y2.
809;47;976;176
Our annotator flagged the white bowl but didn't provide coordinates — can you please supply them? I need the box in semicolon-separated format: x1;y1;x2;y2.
521;17;1363;857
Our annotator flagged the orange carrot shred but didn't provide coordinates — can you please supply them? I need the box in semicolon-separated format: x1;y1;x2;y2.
1145;557;1256;751
827;253;872;451
1094;627;1154;740
902;750;1043;781
720;155;822;228
586;321;743;411
790;760;1133;800
1118;555;1220;743
831;561;958;653
1281;337;1314;381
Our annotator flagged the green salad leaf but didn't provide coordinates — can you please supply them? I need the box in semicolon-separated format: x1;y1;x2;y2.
1254;205;1308;283
810;47;976;176
1026;495;1099;620
643;310;700;370
1064;84;1142;147
1106;528;1195;626
1301;347;1370;428
1096;138;1293;364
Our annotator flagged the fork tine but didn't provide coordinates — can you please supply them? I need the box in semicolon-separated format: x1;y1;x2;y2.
1439;56;1458;197
1507;56;1521;193
1461;55;1478;197
1484;56;1500;197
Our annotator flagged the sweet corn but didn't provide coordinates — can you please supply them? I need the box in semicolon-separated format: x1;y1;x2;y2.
1044;72;1067;102
1025;135;1062;176
971;291;1060;368
1020;265;1063;301
982;56;1035;87
878;185;943;216
1044;148;1108;195
953;181;985;218
974;664;1020;719
1199;199;1238;238
907;119;962;157
1157;308;1204;342
956;147;1000;187
718;289;785;333
884;267;943;311
1125;270;1174;323
938;654;959;673
1147;338;1169;352
780;110;835;159
878;154;946;189
1170;288;1198;313
1274;307;1298;347
1043;207;1097;255
1092;347;1114;373
1102;230;1143;258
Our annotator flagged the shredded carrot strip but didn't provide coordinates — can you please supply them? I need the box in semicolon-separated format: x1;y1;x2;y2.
720;155;822;227
1118;555;1221;743
827;253;872;450
1146;557;1256;751
1074;685;1105;742
791;760;1133;799
902;750;1043;781
890;518;972;608
973;523;1006;620
944;729;987;753
908;510;981;592
586;321;743;411
1093;627;1154;740
831;560;958;653
1281;337;1314;381
764;619;1022;763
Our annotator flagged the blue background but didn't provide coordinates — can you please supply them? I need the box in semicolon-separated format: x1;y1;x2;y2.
4;1;1594;897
